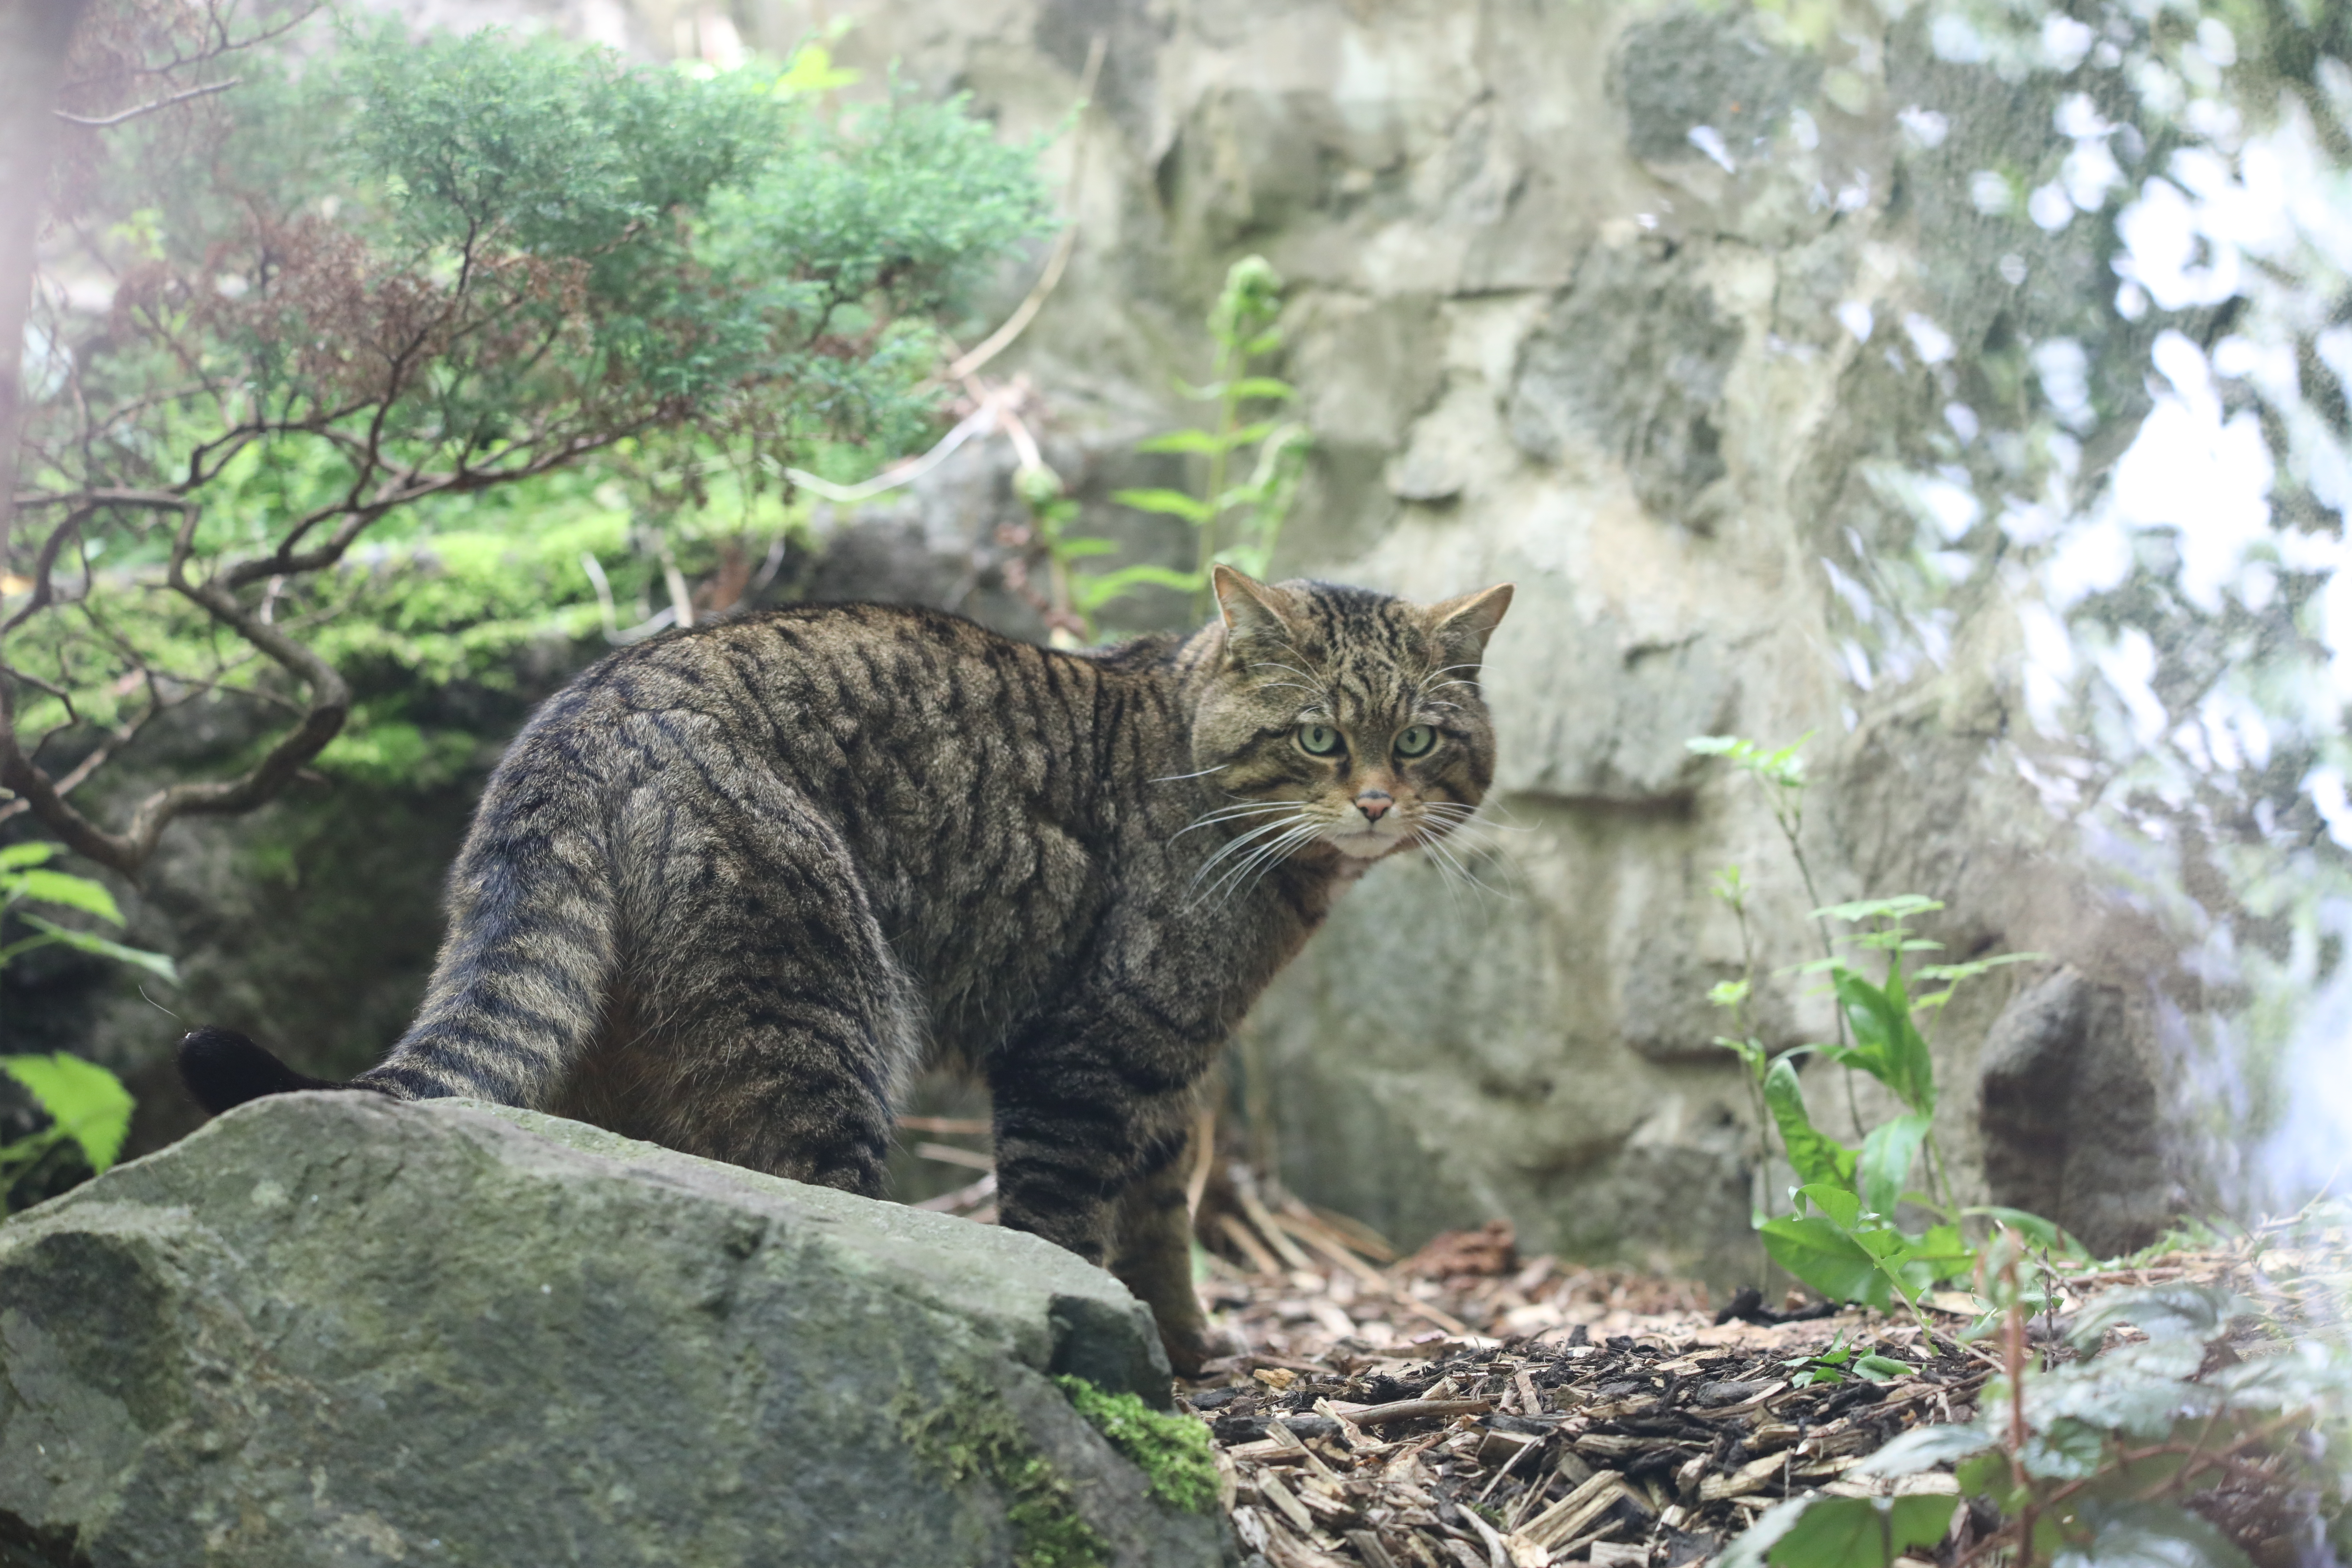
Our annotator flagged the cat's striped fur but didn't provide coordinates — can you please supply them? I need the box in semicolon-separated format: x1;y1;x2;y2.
179;566;1511;1370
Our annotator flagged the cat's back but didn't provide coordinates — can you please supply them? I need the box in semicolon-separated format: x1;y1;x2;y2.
507;601;1181;882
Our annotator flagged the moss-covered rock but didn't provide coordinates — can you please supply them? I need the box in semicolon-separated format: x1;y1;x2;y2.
0;1094;1227;1568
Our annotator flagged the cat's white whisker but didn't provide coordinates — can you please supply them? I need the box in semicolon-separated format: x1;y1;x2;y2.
1200;821;1327;909
1150;763;1231;784
1189;813;1313;886
1420;832;1511;903
1175;801;1298;840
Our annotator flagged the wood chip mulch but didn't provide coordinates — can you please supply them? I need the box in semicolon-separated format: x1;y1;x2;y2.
1176;1187;2351;1568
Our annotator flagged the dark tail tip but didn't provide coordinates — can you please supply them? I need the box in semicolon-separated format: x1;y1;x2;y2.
177;1026;336;1115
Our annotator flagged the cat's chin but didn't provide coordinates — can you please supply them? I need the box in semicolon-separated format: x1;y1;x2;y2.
1327;828;1408;860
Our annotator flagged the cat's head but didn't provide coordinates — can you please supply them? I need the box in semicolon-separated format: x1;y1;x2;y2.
1186;566;1512;867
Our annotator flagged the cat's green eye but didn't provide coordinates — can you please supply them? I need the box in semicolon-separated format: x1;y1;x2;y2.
1296;723;1344;757
1395;725;1436;758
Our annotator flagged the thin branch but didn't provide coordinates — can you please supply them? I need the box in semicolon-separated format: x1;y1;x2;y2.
1;506;92;637
54;77;238;129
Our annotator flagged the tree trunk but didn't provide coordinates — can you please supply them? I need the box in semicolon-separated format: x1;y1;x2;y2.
0;0;89;562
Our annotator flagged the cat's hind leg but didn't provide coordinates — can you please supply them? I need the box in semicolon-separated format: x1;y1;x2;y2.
623;789;917;1198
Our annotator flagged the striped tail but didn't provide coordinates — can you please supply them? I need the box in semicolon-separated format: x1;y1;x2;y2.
348;804;619;1108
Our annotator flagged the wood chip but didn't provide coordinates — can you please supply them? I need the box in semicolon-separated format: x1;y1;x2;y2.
1522;1471;1628;1549
1347;1397;1501;1427
1220;1211;1287;1277
1699;1454;1789;1503
1256;1469;1319;1535
1237;1182;1318;1274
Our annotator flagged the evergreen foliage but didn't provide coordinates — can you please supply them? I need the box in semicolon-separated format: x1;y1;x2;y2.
5;14;1052;873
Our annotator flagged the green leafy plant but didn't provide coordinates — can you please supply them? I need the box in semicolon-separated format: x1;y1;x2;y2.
0;841;174;981
1694;736;2049;1311
0;1054;136;1215
1100;255;1310;625
1726;1241;2350;1568
0;841;161;1212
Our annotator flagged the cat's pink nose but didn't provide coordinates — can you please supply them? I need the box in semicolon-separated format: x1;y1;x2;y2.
1356;791;1392;822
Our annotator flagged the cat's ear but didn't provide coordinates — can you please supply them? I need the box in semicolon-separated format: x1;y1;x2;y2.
1427;583;1514;662
1212;565;1300;648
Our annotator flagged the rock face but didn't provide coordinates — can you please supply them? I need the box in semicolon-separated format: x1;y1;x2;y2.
1977;968;2188;1257
0;1093;1225;1568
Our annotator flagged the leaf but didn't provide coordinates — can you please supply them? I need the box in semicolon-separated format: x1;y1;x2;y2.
1955;1452;2016;1505
1226;376;1296;401
2;1053;136;1173
2069;1284;2244;1350
2019;1415;2110;1480
1073;564;1205;611
1053;537;1121;559
1990;1339;2214;1440
1831;967;1936;1113
1716;1035;1767;1074
1709;978;1753;1010
2052;1500;2258;1568
1855;1424;1993;1477
1760;1215;1888;1308
1134;428;1236;456
7;868;125;924
1905;1224;1976;1283
1814;896;1945;925
1764;1057;1856;1189
1858;1113;1933;1217
14;914;180;982
1721;1493;1958;1568
1853;1354;1914;1382
0;843;56;871
1109;488;1216;524
771;41;861;96
1797;1183;1862;1230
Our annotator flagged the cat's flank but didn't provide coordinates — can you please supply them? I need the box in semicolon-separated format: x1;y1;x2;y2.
179;566;1511;1372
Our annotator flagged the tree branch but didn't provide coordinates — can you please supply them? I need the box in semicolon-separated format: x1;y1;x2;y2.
0;499;351;876
54;77;238;129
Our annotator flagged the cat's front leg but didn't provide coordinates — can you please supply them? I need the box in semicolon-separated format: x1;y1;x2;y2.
1108;1149;1220;1376
987;1043;1214;1365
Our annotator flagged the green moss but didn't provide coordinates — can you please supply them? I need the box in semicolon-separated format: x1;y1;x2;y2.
1054;1375;1221;1514
897;1375;1110;1568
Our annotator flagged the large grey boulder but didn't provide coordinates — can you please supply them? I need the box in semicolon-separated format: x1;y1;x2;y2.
0;1093;1228;1568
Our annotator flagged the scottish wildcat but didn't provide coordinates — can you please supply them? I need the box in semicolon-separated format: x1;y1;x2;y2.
179;565;1511;1372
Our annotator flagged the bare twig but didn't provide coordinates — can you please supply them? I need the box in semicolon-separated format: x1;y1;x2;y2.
54;77;238;128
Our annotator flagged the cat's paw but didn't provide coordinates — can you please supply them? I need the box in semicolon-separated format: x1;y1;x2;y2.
1163;1321;1246;1377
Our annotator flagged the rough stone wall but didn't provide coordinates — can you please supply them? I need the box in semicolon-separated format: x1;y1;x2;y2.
790;0;2196;1274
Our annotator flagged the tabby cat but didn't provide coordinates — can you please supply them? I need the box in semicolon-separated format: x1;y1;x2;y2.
179;565;1511;1372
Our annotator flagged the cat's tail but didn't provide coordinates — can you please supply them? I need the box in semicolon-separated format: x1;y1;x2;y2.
177;1025;356;1114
